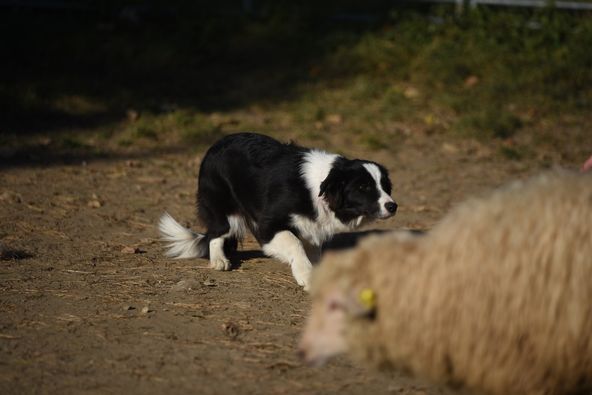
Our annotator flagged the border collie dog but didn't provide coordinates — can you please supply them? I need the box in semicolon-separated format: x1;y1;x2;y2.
159;133;397;290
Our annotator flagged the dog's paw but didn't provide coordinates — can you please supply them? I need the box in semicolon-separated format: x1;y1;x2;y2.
292;263;312;291
210;256;231;271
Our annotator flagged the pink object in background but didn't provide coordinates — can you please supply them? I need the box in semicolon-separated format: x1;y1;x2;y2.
582;155;592;172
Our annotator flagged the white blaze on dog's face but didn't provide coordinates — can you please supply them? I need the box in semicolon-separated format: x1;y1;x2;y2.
362;163;397;219
299;287;349;366
319;160;397;224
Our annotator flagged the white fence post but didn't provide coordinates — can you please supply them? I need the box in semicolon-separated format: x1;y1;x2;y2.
415;0;592;11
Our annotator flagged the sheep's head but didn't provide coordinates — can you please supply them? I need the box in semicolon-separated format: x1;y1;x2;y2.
298;249;376;367
299;285;378;366
299;231;421;367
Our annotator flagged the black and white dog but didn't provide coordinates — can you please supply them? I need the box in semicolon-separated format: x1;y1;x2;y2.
159;133;397;290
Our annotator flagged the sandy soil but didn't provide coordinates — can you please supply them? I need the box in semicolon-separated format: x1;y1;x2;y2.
0;132;582;395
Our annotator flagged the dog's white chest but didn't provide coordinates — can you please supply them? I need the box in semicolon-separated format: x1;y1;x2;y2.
291;204;361;246
294;150;364;246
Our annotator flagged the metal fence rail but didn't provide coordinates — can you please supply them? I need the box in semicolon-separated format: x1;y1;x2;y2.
2;0;592;13
415;0;592;10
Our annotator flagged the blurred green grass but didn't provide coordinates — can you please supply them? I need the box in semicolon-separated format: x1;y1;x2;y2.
1;2;591;161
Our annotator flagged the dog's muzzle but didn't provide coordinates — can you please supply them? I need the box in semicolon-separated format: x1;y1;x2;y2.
377;200;397;219
385;201;397;215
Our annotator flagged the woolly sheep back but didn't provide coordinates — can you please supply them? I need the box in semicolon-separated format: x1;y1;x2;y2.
310;170;592;395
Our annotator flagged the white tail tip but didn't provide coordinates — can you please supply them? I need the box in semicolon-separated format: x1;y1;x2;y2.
158;212;206;259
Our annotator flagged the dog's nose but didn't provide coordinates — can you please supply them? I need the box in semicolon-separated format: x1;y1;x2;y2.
385;201;398;214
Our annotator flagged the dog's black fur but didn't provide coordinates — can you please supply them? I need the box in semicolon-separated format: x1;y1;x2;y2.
196;133;393;249
159;132;396;288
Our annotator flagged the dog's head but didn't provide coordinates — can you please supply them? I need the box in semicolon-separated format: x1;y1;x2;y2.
319;159;396;224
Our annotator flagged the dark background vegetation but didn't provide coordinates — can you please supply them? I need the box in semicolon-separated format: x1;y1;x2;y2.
1;0;591;165
1;5;591;393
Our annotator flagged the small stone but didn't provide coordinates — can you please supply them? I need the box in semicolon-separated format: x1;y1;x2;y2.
222;322;239;339
0;191;22;204
121;246;141;254
123;305;135;311
141;306;151;314
87;200;102;208
326;114;342;125
170;279;201;292
203;278;217;287
442;142;459;154
403;86;420;99
464;75;479;88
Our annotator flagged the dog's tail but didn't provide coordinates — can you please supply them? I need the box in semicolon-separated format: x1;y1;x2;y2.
158;212;208;259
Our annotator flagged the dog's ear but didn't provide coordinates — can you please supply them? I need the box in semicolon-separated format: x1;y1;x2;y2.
319;168;346;210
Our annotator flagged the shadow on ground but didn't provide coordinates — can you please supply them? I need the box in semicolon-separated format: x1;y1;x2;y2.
1;1;391;135
322;229;425;252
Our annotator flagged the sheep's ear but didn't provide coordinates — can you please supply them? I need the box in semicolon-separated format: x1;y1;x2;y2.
319;168;346;210
345;288;377;320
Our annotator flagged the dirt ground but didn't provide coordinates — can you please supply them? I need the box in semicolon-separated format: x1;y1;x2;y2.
0;132;585;395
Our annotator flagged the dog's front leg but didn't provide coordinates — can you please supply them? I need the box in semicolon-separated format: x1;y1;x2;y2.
262;231;313;291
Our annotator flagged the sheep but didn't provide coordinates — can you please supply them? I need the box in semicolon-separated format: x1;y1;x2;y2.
299;170;592;395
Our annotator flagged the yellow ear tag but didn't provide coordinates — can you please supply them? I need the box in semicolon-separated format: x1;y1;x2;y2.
359;288;376;310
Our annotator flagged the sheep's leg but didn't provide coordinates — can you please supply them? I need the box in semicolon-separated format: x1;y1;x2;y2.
262;231;313;291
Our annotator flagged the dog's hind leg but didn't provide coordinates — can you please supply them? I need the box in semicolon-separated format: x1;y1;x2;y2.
199;207;232;271
206;214;248;271
197;161;248;270
209;234;231;271
262;231;313;291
